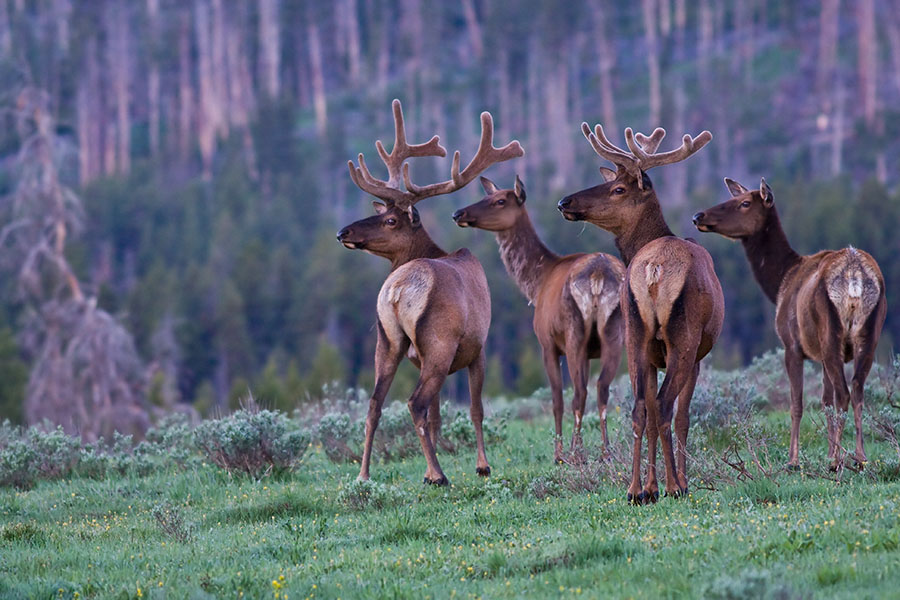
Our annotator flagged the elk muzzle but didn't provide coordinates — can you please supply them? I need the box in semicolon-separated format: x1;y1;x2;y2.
557;196;584;221
336;226;364;249
691;211;712;232
452;208;474;227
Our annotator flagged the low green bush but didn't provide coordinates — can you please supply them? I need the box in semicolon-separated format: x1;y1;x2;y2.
193;409;310;478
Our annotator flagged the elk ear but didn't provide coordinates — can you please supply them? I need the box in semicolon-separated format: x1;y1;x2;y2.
407;205;421;226
514;175;526;205
480;176;499;195
598;167;617;182
372;201;388;214
724;177;749;197
759;177;773;206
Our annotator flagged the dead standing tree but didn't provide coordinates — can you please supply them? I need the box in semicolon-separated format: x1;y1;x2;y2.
1;87;148;441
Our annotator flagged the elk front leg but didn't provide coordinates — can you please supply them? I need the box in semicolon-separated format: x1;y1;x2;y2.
408;368;451;485
359;332;408;481
468;350;491;476
542;346;565;463
565;339;590;459
784;346;804;470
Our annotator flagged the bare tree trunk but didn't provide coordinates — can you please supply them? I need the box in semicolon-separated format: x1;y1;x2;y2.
545;53;573;190
526;36;541;182
857;0;877;127
147;0;161;157
53;0;70;52
830;83;845;176
0;0;10;56
341;0;362;85
106;2;131;174
77;38;102;184
886;5;900;98
195;0;217;178
817;0;839;100
461;0;483;61
178;12;194;159
259;0;281;98
590;0;618;132
641;0;661;126
307;19;328;138
224;4;258;179
211;0;228;139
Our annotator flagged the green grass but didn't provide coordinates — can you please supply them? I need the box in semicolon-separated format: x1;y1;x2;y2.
2;413;900;599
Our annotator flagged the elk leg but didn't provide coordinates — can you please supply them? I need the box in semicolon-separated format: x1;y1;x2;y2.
850;339;878;466
821;373;836;459
565;339;589;458
358;332;408;481
822;350;850;471
468;350;491;476
784;346;804;470
655;338;699;498
596;321;622;455
641;366;660;503
626;372;647;504
408;368;451;485
674;362;700;491
542;346;565;463
428;394;451;452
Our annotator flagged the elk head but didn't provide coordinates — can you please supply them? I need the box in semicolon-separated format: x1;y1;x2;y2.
452;175;526;231
692;177;774;239
338;99;524;260
558;124;711;236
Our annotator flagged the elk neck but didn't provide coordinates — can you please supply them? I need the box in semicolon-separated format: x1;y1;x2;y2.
389;226;447;272
614;197;674;266
495;211;559;304
740;207;802;303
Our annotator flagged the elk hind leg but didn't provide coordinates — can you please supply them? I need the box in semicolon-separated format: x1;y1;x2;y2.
565;337;590;458
674;362;700;492
596;319;623;455
468;350;491;476
408;365;452;485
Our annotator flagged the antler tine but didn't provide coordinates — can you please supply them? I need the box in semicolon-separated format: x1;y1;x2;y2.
581;122;640;173
634;127;666;154
403;110;524;206
631;130;713;171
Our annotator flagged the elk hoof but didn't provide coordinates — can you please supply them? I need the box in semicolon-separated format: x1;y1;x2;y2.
665;487;688;499
626;492;642;505
785;463;801;472
476;466;491;477
424;476;449;486
642;490;659;504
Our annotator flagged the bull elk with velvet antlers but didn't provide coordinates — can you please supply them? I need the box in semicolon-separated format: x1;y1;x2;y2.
558;124;723;503
692;178;886;470
336;99;523;485
452;175;625;461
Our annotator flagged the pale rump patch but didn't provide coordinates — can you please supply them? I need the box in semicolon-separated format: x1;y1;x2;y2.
824;249;881;332
377;264;434;347
569;255;625;325
645;263;663;285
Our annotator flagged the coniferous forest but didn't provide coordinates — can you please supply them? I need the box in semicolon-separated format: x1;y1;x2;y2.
1;0;899;435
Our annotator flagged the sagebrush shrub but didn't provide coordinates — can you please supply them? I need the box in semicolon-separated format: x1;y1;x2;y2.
315;412;362;463
193;409;310;477
0;424;80;489
337;478;409;510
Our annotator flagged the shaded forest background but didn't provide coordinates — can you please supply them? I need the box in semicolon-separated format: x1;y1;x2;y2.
1;0;899;435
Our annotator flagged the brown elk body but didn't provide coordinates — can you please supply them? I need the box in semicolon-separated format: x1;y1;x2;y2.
693;178;886;469
558;124;723;502
452;176;624;461
337;99;523;485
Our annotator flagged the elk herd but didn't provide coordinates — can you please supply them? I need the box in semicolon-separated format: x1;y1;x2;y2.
337;99;886;504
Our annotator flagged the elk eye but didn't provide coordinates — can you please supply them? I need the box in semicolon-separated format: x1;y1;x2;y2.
496;198;505;206
614;187;626;195
740;201;751;208
385;218;397;225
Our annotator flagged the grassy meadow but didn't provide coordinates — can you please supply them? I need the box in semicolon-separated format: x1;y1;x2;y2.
3;357;900;599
